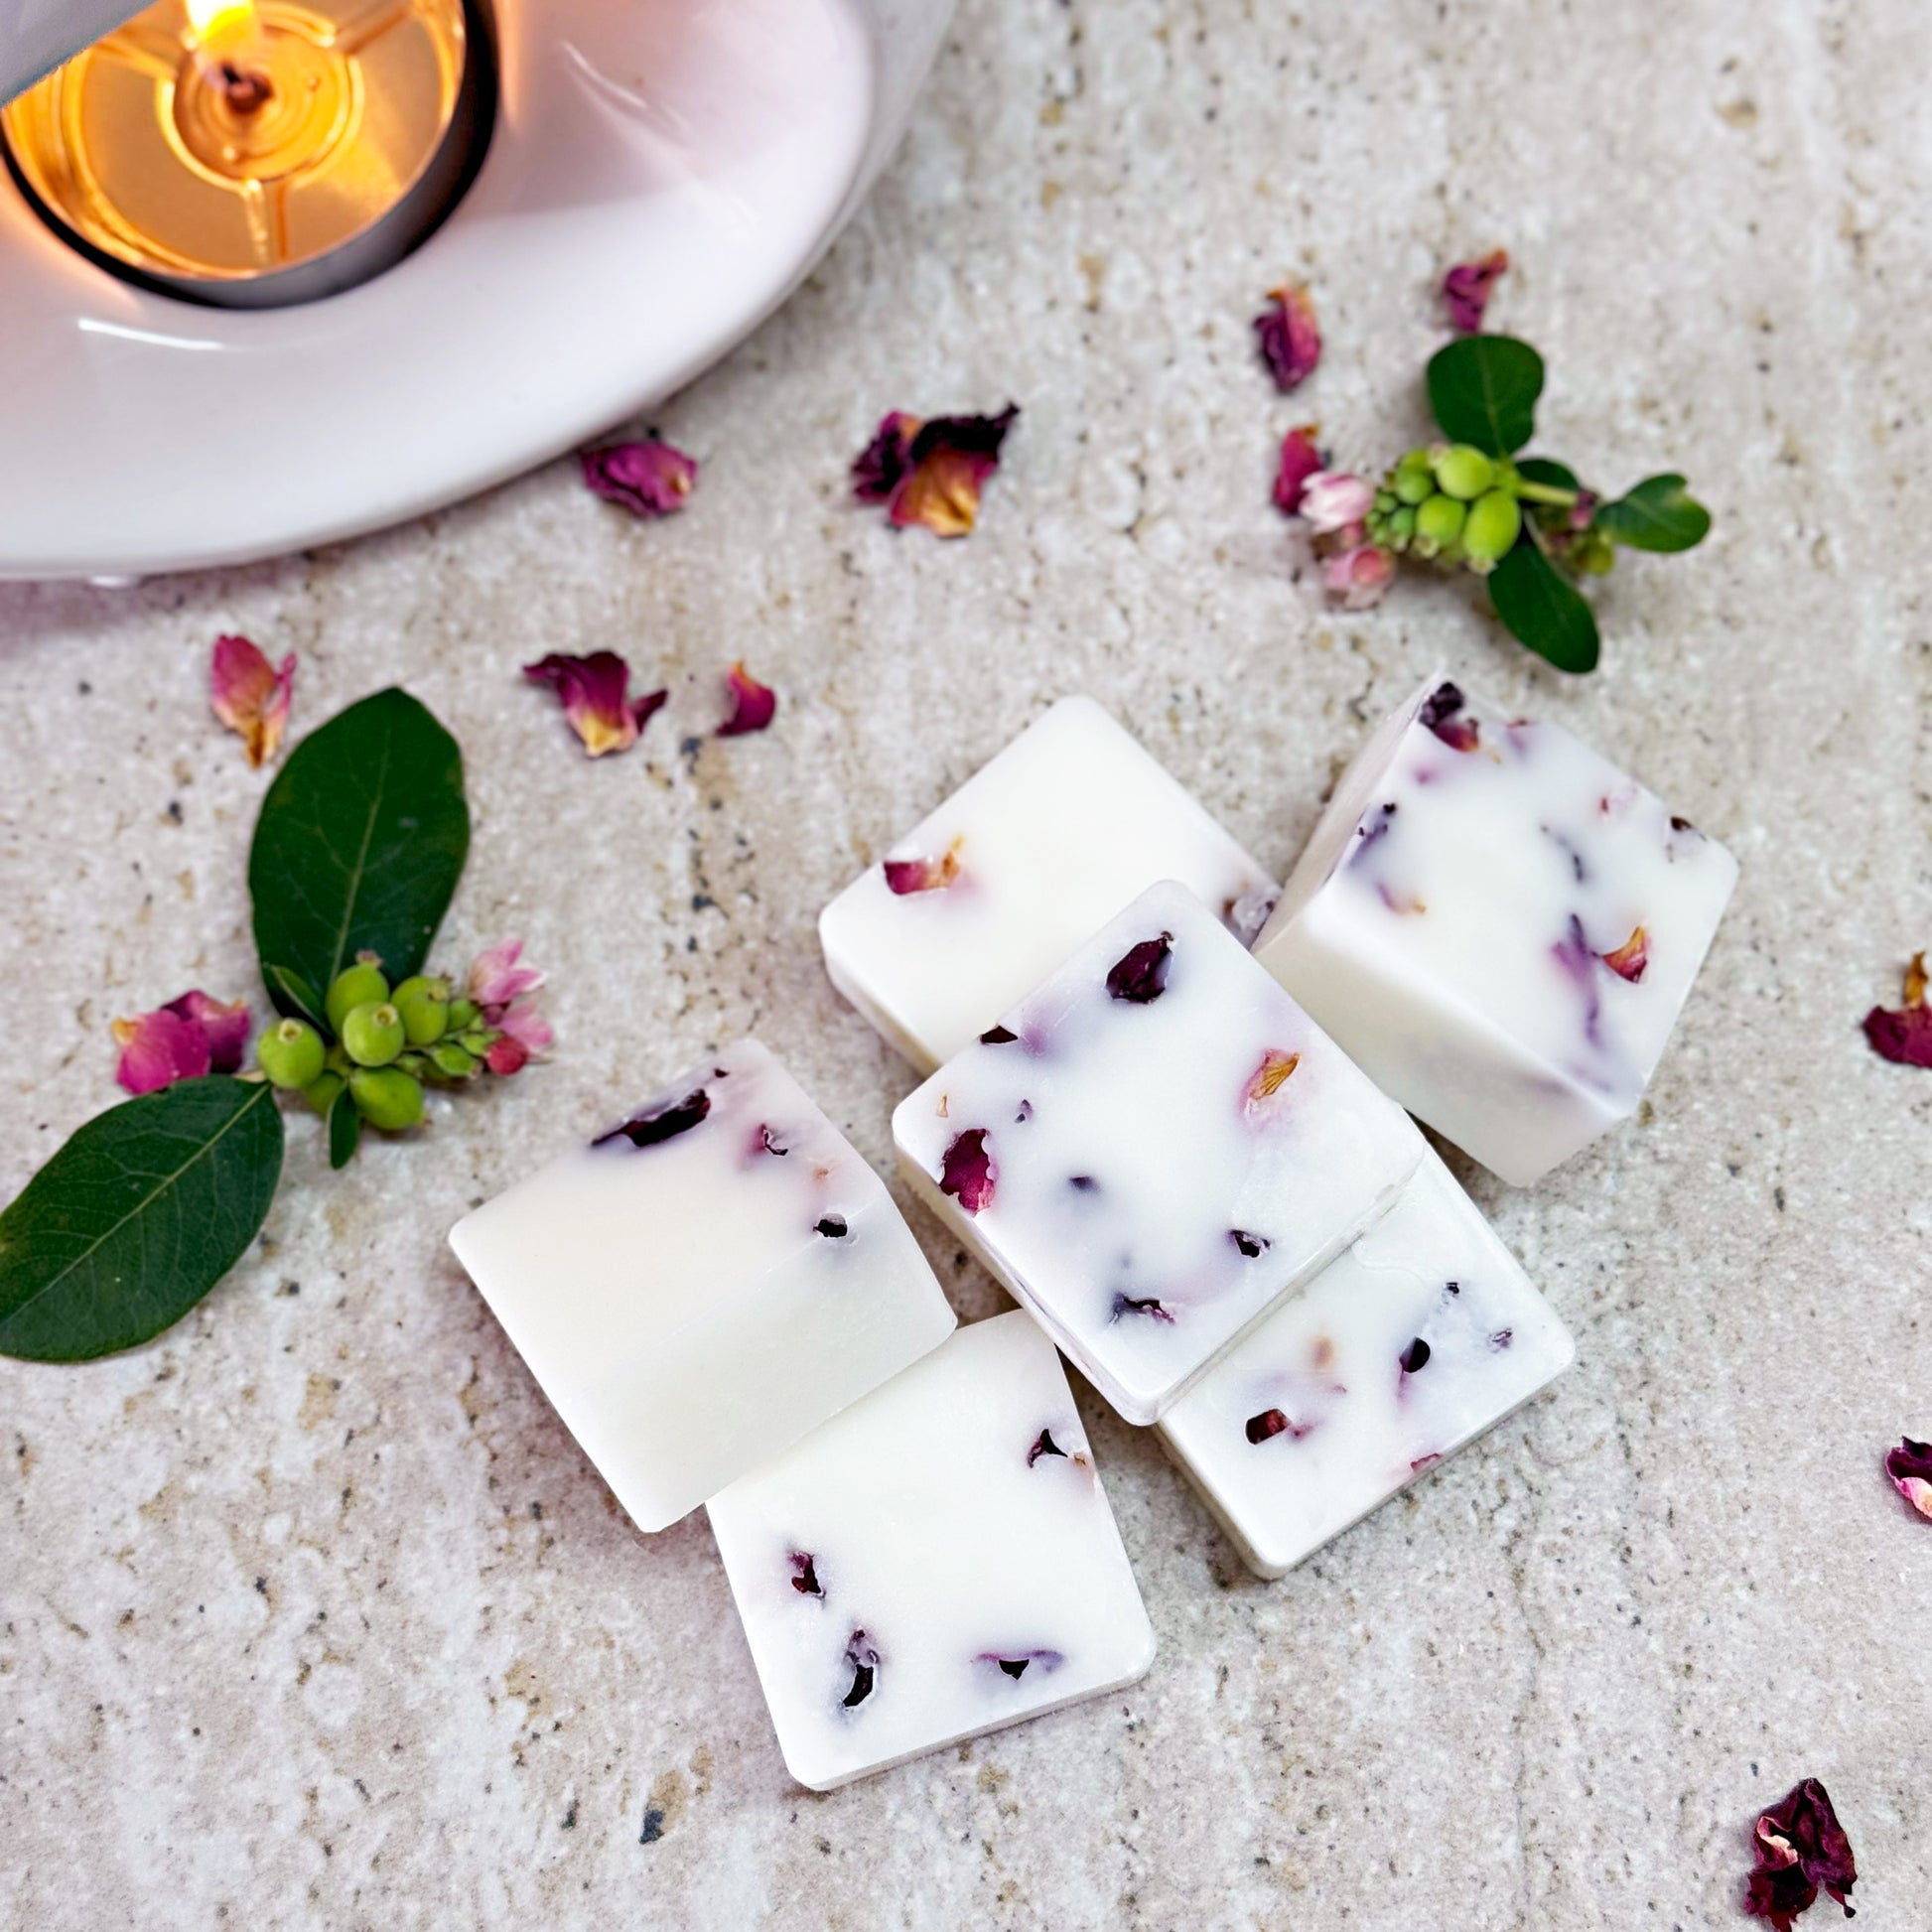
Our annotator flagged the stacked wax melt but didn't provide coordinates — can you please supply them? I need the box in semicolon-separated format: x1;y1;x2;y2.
449;674;1736;1788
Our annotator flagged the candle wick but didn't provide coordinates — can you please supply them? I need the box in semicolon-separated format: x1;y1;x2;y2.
211;61;273;113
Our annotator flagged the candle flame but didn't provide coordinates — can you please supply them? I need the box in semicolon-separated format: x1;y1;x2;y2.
185;0;258;43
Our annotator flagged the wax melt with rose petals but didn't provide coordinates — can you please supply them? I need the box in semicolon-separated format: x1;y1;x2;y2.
448;1040;955;1533
819;696;1276;1071
1159;1151;1574;1579
894;883;1425;1425
708;1311;1155;1791
1253;676;1737;1186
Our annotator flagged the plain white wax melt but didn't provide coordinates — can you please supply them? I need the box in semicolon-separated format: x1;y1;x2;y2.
819;695;1276;1071
708;1311;1155;1791
894;882;1426;1425
448;1040;956;1533
1159;1151;1575;1580
1253;675;1738;1186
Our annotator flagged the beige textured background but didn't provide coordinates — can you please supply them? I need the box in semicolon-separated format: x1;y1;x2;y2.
3;1;1928;1926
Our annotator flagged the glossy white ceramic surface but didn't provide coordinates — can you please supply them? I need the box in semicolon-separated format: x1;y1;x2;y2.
0;0;952;578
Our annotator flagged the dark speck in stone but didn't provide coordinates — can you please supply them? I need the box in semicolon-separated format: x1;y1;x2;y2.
639;1807;666;1845
165;800;184;824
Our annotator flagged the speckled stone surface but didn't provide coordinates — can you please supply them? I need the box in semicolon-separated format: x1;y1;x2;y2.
3;1;1929;1926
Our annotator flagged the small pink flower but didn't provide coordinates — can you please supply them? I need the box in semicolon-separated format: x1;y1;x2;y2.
717;662;777;738
112;989;250;1095
209;634;295;768
581;439;698;517
524;651;667;759
494;1001;555;1058
1443;248;1509;335
1254;283;1321;392
1273;426;1324;515
1322;543;1397;611
1884;1437;1932;1522
1300;471;1376;536
469;938;545;1014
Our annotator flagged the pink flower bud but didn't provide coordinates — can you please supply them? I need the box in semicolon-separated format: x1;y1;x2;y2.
1300;471;1376;536
1321;543;1397;611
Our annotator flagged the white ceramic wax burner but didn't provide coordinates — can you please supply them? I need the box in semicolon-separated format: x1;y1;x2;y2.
0;0;953;578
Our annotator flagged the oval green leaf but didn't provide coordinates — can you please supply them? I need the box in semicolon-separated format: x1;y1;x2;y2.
0;1078;284;1362
250;688;470;1019
1427;336;1545;456
1596;473;1711;552
328;1084;361;1171
1514;457;1580;491
1487;535;1601;674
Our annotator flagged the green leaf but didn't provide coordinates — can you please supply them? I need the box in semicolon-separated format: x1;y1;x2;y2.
1427;336;1545;456
0;1079;284;1362
1487;535;1601;674
1595;473;1711;552
327;1085;361;1171
262;964;326;1032
1514;458;1580;492
250;688;469;1020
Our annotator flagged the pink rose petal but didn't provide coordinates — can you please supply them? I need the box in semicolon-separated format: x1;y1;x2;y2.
939;1128;996;1213
1884;1436;1932;1521
1273;425;1324;515
111;989;249;1095
209;634;295;769
851;406;1020;537
1443;248;1509;335
468;938;545;1013
524;652;666;759
1254;283;1321;391
717;662;777;738
883;838;963;896
581;439;698;517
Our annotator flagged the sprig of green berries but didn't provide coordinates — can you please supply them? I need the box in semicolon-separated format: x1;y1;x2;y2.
1366;443;1524;574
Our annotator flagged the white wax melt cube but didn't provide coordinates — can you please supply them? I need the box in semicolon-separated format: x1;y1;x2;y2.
1159;1151;1574;1579
708;1310;1155;1791
819;695;1276;1071
1254;676;1738;1185
448;1040;956;1533
894;883;1426;1425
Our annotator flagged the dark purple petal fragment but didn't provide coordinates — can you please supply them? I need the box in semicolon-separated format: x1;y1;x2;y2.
1551;913;1604;1044
1419;680;1481;753
788;1552;823;1596
1111;1294;1173;1323
1067;1173;1098;1193
978;1648;1064;1681
1106;931;1173;1004
1229;1229;1269;1259
594;1086;711;1148
1246;1408;1289;1444
1399;1337;1432;1374
1273;424;1324;515
814;1215;849;1239
939;1129;996;1213
841;1631;880;1709
1027;1429;1068;1466
1443;249;1509;334
884;839;964;896
581;438;698;517
1884;1435;1932;1521
978;1025;1019;1044
1254;283;1321;391
1350;801;1398;863
1745;1778;1857;1928
1864;953;1932;1067
853;406;1020;536
1489;1328;1514;1351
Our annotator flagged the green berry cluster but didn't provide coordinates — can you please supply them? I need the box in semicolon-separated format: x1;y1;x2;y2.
255;951;497;1135
1366;444;1524;574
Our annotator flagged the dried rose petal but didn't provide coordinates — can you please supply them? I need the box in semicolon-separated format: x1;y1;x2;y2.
1244;1048;1301;1110
1552;913;1604;1044
788;1551;823;1596
209;634;296;768
1419;681;1481;753
1111;1294;1173;1322
883;838;963;896
112;989;250;1095
717;662;777;738
524;651;667;759
1246;1408;1307;1445
581;439;698;517
1027;1429;1068;1465
1106;931;1173;1004
1399;1337;1432;1374
814;1214;849;1239
1254;282;1321;391
1443;248;1509;334
1273;425;1324;515
979;1025;1019;1045
1229;1229;1270;1259
1863;952;1932;1068
852;405;1020;537
594;1087;711;1149
1745;1778;1857;1928
841;1630;879;1707
1884;1436;1932;1521
1602;925;1650;983
939;1128;996;1213
978;1649;1063;1680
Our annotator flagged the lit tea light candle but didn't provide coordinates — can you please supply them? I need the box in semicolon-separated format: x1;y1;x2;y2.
0;0;493;307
